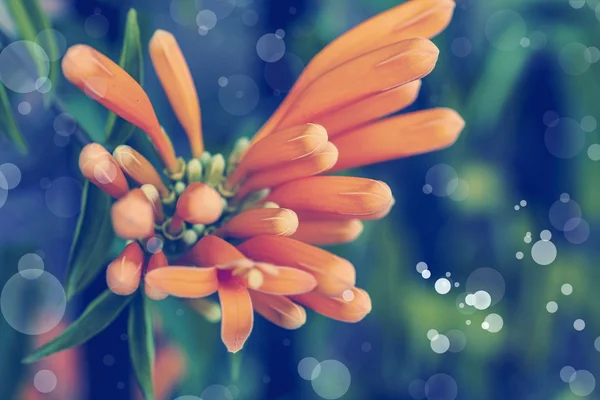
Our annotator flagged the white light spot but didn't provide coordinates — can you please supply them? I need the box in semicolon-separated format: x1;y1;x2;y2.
574;319;586;331
34;370;57;393
434;278;452;295
561;284;573;295
546;301;558;313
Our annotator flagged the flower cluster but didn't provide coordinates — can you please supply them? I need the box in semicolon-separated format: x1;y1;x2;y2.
63;0;464;352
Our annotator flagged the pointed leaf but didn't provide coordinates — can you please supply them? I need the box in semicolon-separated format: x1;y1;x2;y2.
23;290;133;364
105;9;144;148
6;0;59;104
0;83;27;153
129;292;156;400
65;181;115;300
0;247;31;399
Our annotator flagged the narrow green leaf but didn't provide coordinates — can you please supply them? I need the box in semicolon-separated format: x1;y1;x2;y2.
23;290;133;364
0;83;27;153
105;9;144;148
65;181;115;300
0;247;32;399
128;292;155;400
6;0;59;104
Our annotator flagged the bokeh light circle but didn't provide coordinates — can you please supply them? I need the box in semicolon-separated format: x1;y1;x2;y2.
465;268;505;306
45;177;83;218
54;113;78;136
434;278;452;295
563;218;590;244
195;0;236;19
544;117;586;159
197;10;218;30
0;163;22;190
425;164;458;197
446;330;467;353
485;10;527;51
549;195;582;231
574;319;586;331
310;360;351;399
85;12;110;38
298;357;320;380
34;370;57;393
257;33;286;62
559;43;591;75
451;37;472;58
430;334;450;354
264;53;304;93
35;29;67;61
483;313;504;333
531;240;557;265
18;253;45;279
561;366;576;383
18;102;32;115
409;379;426;400
1;271;66;335
201;384;234;400
569;370;596;396
0;41;50;93
546;301;558;313
424;373;458;400
218;74;259;116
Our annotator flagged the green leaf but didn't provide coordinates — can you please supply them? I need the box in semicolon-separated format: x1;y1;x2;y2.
0;247;31;399
23;290;133;364
65;181;115;300
105;9;144;149
6;0;59;104
128;292;155;400
0;83;27;153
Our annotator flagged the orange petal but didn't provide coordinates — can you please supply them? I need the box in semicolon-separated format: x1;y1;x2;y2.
230;124;328;186
140;184;165;223
267;176;393;217
218;281;253;353
113;145;170;198
79;143;129;198
106;242;144;296
145;251;169;300
144;266;218;298
176;182;223;225
250;0;455;144
279;39;438;130
236;142;338;199
255;266;317;295
188;235;247;267
313;80;421;137
238;236;355;296
291;287;371;323
249;291;306;330
62;45;179;173
150;30;203;158
111;189;155;239
222;208;298;238
291;219;364;245
152;346;186;400
331;108;464;172
295;207;392;221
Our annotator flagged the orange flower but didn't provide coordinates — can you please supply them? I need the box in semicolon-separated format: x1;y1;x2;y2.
62;0;463;352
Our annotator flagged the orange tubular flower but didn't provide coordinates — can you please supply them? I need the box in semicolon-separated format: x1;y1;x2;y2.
63;0;463;352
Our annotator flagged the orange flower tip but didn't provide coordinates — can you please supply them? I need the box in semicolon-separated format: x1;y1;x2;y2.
176;182;224;224
106;259;141;296
62;45;106;87
144;285;168;300
224;337;247;354
111;191;154;239
439;108;465;146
